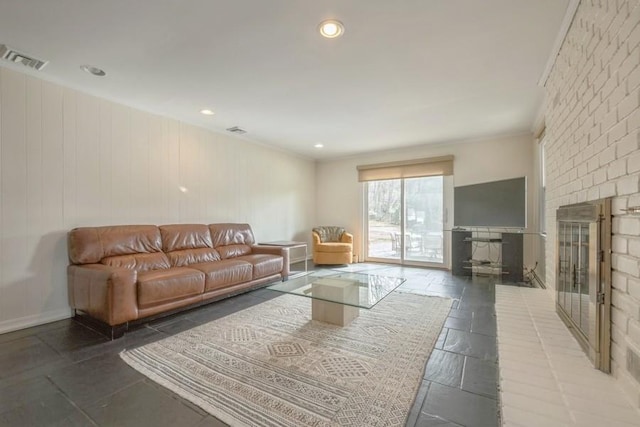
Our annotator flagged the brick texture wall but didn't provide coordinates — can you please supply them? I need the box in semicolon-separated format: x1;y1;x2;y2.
545;0;640;406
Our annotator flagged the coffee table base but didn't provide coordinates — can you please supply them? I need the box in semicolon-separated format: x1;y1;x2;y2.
312;300;359;326
310;277;360;326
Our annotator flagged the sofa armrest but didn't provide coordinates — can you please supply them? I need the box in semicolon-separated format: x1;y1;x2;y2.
251;245;290;277
312;231;321;249
67;264;139;326
341;232;354;244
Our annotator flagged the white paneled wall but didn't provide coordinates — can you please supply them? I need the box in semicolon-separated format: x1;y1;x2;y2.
0;67;316;333
544;0;640;407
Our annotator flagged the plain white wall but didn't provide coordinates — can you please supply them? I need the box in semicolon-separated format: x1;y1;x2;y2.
0;66;316;333
315;133;536;265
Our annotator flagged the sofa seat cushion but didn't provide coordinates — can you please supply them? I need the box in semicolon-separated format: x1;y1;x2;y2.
191;260;253;292
137;267;205;308
237;254;283;279
315;242;352;253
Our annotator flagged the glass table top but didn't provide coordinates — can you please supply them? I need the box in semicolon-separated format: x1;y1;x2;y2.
267;270;406;309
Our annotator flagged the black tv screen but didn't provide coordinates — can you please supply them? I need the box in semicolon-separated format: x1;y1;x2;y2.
454;177;526;228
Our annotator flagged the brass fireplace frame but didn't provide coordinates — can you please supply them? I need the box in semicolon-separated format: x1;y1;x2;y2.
556;198;611;372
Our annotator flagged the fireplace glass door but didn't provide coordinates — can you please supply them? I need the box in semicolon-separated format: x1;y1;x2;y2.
556;199;611;372
557;222;595;343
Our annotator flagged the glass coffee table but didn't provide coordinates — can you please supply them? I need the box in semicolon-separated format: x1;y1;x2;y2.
267;270;405;326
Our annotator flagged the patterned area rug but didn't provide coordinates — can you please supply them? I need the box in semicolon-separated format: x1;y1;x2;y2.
121;292;451;427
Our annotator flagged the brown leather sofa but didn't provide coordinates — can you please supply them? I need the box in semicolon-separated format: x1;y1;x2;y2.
67;223;289;338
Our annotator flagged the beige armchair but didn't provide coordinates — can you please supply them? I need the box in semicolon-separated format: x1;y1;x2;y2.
312;226;353;265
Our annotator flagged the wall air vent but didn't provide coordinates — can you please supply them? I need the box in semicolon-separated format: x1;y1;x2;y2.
226;126;247;135
0;44;48;71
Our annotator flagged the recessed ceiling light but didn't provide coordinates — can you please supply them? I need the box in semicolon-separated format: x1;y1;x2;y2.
318;19;344;39
314;143;324;148
80;65;106;77
200;109;215;115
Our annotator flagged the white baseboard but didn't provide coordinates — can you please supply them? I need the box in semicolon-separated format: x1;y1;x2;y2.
0;308;73;334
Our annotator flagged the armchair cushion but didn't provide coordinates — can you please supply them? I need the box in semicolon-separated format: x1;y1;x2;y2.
314;242;352;253
312;226;345;243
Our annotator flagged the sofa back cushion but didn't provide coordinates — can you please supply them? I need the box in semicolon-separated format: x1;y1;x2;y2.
167;248;221;267
159;224;221;267
209;223;255;260
160;224;213;251
102;252;171;272
209;223;256;246
68;225;164;265
217;244;252;259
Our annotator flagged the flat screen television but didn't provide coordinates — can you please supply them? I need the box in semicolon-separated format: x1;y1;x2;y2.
454;177;526;228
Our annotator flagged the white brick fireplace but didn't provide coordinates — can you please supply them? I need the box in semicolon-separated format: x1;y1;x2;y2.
545;0;640;407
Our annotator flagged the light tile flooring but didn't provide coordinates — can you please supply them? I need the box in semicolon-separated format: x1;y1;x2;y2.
496;286;640;427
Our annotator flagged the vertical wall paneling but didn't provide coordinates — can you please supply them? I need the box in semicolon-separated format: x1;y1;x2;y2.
178;122;185;221
130;110;150;222
193;127;204;221
166;119;180;223
147;115;163;223
0;66;315;332
177;122;186;221
215;135;233;222
0;69;28;322
179;123;198;222
239;143;250;222
62;88;77;227
25;76;43;316
40;81;66;314
98;100;112;223
200;130;215;221
110;104;132;219
193;126;204;220
231;140;243;222
75;92;101;224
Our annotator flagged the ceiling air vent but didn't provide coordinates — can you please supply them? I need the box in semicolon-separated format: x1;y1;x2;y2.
0;44;48;71
226;126;247;135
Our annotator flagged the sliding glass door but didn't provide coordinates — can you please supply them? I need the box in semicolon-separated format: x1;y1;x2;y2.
366;176;444;266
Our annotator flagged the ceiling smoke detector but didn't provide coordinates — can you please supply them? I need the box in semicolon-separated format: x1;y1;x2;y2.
80;65;106;77
0;44;48;71
226;126;247;135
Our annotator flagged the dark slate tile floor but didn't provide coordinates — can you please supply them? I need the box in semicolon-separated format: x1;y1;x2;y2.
0;262;533;427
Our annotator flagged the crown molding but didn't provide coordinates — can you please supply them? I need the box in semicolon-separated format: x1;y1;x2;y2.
538;0;581;87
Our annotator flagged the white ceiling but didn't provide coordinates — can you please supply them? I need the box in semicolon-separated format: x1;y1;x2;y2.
0;0;570;159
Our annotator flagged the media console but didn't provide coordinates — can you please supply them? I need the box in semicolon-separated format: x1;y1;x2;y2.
451;229;523;283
